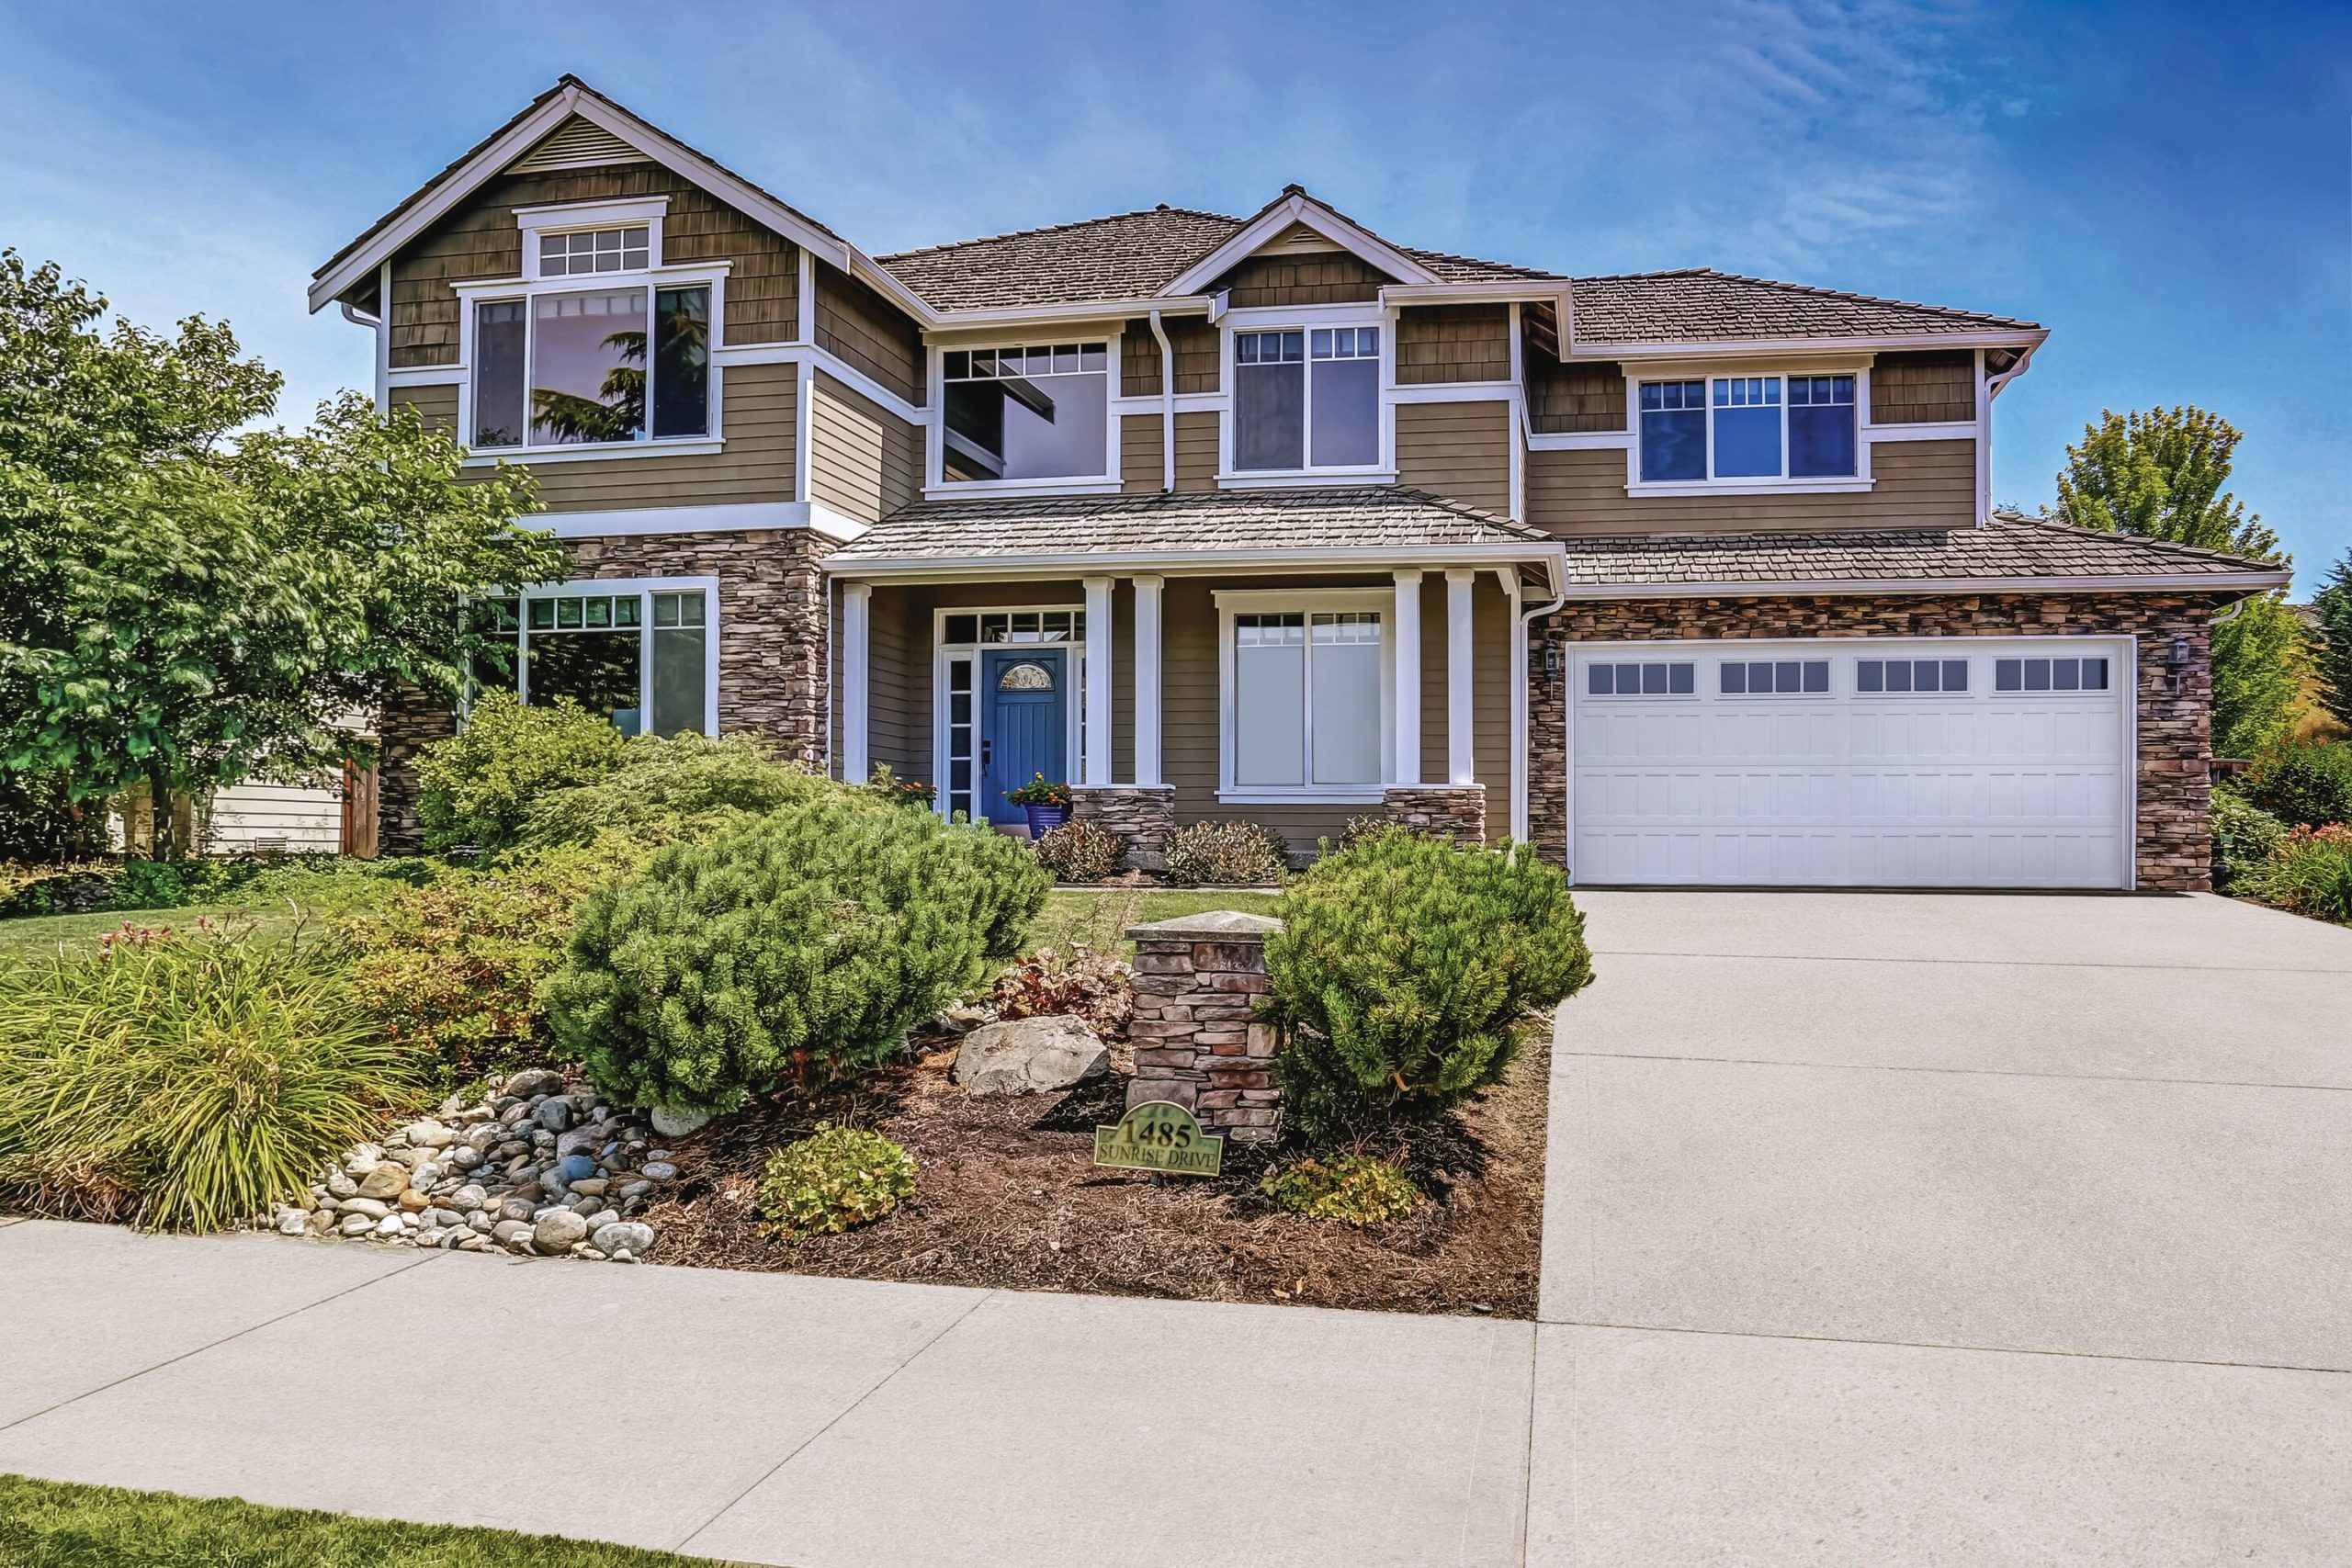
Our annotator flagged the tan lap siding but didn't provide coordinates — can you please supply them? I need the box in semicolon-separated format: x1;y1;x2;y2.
517;362;797;511
1475;574;1515;840
808;372;921;524
1396;400;1512;515
1526;437;1976;535
1121;414;1162;495
864;582;918;780
390;382;459;434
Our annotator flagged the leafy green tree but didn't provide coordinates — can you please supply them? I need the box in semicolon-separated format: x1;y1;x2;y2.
2047;405;2301;758
0;253;564;858
2313;551;2352;732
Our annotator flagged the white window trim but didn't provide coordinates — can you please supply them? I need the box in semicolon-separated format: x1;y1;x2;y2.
1213;586;1395;805
483;575;721;737
1626;363;1874;495
1217;304;1395;485
929;603;1090;823
924;333;1123;499
450;261;730;464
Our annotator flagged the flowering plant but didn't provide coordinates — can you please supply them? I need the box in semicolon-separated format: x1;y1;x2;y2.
1004;773;1072;809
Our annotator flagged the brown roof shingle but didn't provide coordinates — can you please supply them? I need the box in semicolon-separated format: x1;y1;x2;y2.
1569;268;2038;344
876;206;1247;312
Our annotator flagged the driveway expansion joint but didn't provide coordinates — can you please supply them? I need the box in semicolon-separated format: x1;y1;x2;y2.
1531;1315;2352;1377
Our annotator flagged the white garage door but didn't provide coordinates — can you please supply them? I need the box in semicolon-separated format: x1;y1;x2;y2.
1570;637;2133;888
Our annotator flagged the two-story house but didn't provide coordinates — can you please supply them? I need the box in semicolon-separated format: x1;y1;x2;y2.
311;77;2287;890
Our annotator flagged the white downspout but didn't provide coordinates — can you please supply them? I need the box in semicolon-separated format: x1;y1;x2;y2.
1148;310;1175;492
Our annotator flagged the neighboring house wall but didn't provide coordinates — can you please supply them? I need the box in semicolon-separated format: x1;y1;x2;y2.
204;781;344;854
1524;592;2229;890
1396;400;1513;515
1525;438;1976;534
808;371;922;524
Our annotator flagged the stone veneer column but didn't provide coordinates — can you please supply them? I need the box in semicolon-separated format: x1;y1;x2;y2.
1382;784;1487;842
1125;911;1283;1145
1069;785;1176;871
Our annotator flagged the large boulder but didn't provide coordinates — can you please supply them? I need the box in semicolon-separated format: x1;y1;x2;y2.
952;1015;1109;1098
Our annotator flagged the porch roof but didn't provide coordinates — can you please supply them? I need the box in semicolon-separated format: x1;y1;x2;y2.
823;485;1558;579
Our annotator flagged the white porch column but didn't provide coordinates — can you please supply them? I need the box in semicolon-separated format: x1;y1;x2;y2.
1446;569;1476;785
1083;575;1114;785
1132;574;1164;786
841;581;871;784
1392;569;1423;785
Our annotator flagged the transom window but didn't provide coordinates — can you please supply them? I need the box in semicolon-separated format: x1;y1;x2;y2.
1639;373;1858;484
941;610;1086;645
539;225;650;276
1996;656;2109;693
1587;660;1695;696
471;283;710;449
1232;610;1384;789
470;585;712;737
1721;659;1830;694
1234;325;1381;472
1858;658;1969;694
941;344;1109;484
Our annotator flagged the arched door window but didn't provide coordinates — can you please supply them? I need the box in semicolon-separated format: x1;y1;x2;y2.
997;660;1055;692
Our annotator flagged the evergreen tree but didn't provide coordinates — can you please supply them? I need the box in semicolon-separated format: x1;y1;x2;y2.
2313;550;2352;732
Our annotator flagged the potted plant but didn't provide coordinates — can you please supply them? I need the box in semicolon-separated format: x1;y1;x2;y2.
1005;773;1073;837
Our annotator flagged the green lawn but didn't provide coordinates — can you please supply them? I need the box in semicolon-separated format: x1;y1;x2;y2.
1027;886;1283;954
0;1474;726;1567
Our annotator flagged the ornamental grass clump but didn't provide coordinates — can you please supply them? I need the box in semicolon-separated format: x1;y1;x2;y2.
547;795;1050;1114
0;923;420;1231
1266;832;1592;1145
756;1123;918;1236
1261;1154;1424;1225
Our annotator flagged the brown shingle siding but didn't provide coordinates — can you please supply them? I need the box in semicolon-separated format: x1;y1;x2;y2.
1871;349;1976;424
1210;251;1389;308
1396;304;1512;385
1527;359;1626;433
814;261;924;404
1120;315;1221;397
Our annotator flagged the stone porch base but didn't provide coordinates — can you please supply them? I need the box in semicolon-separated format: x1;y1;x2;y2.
1383;784;1487;843
1070;785;1176;870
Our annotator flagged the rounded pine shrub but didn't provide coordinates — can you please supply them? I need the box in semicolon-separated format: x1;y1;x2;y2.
1164;819;1288;886
756;1123;918;1236
415;691;629;853
2245;739;2352;830
0;924;420;1231
1032;818;1123;883
1266;833;1592;1145
547;795;1050;1114
1261;1154;1423;1225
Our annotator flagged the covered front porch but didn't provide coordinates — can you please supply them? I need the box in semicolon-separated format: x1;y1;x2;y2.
822;489;1563;865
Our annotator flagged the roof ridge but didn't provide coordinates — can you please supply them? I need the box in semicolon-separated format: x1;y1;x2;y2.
876;205;1241;264
1989;511;2281;570
1594;266;2039;330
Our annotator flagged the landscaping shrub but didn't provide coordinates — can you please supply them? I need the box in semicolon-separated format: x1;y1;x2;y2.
547;796;1051;1114
2212;786;2290;889
1266;833;1593;1144
416;691;629;852
521;732;839;849
1335;814;1391;853
2236;824;2352;925
990;944;1134;1036
865;763;937;811
755;1123;919;1236
1032;818;1123;883
1164;819;1289;885
1261;1154;1424;1225
0;922;420;1230
2244;739;2352;829
340;838;640;1079
0;769;110;865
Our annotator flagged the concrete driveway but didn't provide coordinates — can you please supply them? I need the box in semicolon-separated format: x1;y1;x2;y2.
1531;890;2352;1566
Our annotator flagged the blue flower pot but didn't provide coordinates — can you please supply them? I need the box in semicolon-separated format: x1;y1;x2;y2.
1023;804;1069;837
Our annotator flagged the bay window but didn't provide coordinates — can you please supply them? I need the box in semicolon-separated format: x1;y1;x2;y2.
1222;596;1388;796
1636;372;1859;484
1234;325;1381;473
469;281;711;450
941;344;1110;483
469;582;716;736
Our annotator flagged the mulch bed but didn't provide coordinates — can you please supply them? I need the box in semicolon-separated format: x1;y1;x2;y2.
640;1028;1550;1318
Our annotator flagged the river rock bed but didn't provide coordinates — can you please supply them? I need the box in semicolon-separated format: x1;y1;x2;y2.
270;1068;678;1261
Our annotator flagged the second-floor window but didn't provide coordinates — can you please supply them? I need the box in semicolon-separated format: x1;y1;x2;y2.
942;344;1110;483
1638;373;1857;484
472;284;710;449
1234;326;1380;473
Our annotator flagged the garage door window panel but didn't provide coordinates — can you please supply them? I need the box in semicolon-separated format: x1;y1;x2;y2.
1720;659;1829;694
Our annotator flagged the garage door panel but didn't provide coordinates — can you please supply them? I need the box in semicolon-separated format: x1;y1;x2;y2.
1571;638;2131;889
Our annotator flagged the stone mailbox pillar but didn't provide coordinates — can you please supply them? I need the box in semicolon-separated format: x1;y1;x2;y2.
1125;910;1283;1145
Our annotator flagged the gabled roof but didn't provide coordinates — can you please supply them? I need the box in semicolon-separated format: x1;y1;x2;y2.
878;206;1248;313
825;485;1554;575
1554;514;2285;595
1569;268;2039;347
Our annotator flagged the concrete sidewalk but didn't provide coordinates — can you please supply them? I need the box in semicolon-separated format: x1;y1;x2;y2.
0;1219;1534;1567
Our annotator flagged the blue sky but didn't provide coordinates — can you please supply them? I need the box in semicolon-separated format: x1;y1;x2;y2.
4;1;2345;590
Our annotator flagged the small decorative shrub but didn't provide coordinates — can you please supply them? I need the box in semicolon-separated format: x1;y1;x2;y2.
1005;773;1073;809
2245;740;2352;830
520;731;838;849
548;796;1051;1113
341;838;641;1078
991;944;1134;1035
0;923;420;1231
1165;819;1289;886
1335;815;1394;853
416;691;630;853
1032;818;1123;882
865;763;937;811
1267;833;1593;1144
2212;786;2290;889
2236;823;2352;925
756;1123;918;1236
1261;1154;1424;1225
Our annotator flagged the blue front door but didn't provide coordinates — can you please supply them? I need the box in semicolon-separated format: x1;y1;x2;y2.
980;648;1069;823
